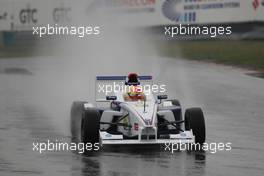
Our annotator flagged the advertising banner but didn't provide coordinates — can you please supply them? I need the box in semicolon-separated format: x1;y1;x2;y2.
83;0;262;26
0;0;264;31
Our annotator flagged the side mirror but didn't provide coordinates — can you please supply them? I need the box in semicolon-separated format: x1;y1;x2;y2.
157;95;168;100
106;96;117;101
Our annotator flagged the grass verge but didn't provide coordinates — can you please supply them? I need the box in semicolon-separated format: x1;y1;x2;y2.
159;40;264;72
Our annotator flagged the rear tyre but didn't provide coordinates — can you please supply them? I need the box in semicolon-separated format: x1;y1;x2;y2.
185;108;205;144
81;108;101;151
71;101;87;142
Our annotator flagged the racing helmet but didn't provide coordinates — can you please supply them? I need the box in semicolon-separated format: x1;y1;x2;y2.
126;73;140;85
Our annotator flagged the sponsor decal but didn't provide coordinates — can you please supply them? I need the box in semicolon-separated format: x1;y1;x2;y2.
134;123;139;131
105;133;112;138
19;3;38;24
180;132;186;137
253;0;260;10
144;119;151;125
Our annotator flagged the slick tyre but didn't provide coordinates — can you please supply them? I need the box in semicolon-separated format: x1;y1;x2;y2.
81;108;100;148
70;101;87;142
185;108;206;144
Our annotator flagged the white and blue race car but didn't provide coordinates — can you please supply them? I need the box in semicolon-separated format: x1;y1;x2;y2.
71;73;205;151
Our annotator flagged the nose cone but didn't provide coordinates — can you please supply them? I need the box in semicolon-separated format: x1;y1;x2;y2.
132;100;156;127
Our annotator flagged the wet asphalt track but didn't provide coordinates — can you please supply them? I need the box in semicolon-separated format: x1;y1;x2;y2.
0;56;264;176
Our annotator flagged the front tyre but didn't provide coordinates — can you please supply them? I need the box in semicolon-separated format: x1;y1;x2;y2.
71;101;87;142
185;108;205;144
81;108;101;152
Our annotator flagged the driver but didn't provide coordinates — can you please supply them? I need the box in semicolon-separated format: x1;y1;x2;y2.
123;73;146;101
127;73;139;84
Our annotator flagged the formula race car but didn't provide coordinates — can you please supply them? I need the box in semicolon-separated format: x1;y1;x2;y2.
71;73;205;151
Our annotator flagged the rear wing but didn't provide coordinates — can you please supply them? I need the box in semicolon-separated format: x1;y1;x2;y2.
96;76;152;81
95;75;153;102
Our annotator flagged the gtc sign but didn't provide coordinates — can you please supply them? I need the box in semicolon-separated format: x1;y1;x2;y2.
53;5;71;23
19;4;38;24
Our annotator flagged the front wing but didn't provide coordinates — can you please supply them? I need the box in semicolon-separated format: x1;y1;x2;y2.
100;131;195;145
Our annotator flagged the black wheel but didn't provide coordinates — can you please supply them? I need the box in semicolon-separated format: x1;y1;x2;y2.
81;108;100;145
185;108;206;144
71;101;87;142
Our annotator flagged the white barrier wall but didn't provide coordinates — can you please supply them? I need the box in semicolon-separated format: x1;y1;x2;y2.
0;0;264;31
